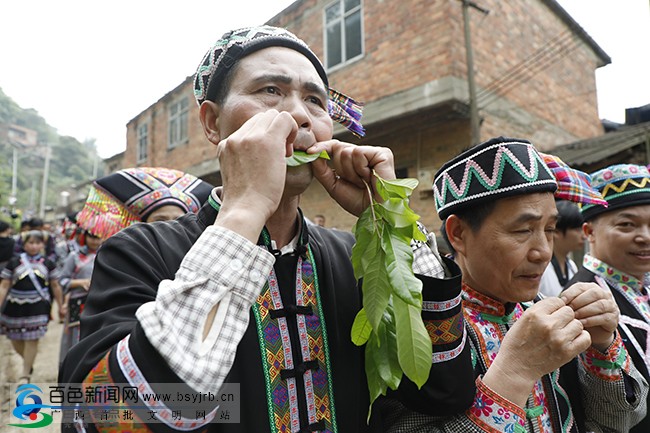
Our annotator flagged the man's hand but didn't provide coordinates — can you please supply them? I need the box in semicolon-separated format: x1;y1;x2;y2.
214;110;298;242
483;297;591;407
561;282;619;352
309;140;396;216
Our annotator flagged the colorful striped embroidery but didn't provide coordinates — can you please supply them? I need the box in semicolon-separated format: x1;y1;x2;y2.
252;246;337;433
425;314;464;345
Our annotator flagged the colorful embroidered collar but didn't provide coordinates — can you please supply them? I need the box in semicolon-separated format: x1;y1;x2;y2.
461;283;524;324
583;254;647;293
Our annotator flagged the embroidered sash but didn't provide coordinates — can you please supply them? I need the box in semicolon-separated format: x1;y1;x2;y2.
251;243;337;433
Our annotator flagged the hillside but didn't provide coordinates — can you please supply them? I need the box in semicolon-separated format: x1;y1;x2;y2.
0;87;101;223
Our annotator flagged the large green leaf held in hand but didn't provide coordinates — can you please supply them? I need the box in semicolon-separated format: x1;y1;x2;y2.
350;172;432;419
285;150;330;166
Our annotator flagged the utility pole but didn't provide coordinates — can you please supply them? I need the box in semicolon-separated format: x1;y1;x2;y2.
10;146;18;207
461;0;489;146
39;142;52;219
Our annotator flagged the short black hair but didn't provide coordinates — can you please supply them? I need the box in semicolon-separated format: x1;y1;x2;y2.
212;62;240;105
453;200;498;232
28;217;44;228
439;220;456;255
555;200;583;234
0;220;10;232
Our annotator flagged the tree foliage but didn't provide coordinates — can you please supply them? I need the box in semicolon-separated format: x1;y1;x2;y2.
0;87;100;219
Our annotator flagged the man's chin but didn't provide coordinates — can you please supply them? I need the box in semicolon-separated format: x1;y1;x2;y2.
284;165;314;195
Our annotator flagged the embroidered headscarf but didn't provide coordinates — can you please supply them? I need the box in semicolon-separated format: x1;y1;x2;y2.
193;25;365;137
76;167;214;238
581;164;650;221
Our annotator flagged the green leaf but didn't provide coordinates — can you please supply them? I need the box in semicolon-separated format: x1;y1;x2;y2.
412;224;428;242
393;297;433;388
359;231;381;277
376;176;419;199
372;315;403;390
351;209;376;278
351;309;373;346
377;198;421;228
381;229;422;307
360;241;391;330
365;341;388;421
350;171;432;417
383;311;404;390
285;150;330;166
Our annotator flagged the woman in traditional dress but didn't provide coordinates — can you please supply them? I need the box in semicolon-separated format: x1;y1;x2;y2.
57;229;104;366
0;230;64;383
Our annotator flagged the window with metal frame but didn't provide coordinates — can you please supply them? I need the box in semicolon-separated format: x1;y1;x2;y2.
324;0;363;70
168;97;189;149
137;123;148;162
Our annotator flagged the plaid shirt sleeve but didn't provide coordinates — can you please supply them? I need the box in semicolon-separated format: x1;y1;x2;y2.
135;225;275;392
411;222;446;278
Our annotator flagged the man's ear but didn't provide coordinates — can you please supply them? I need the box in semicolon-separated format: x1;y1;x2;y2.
582;221;595;242
445;215;468;256
199;101;221;145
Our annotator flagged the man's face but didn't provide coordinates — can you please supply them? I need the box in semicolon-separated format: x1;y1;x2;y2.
554;226;585;254
212;47;333;194
455;193;557;303
145;205;185;223
586;205;650;280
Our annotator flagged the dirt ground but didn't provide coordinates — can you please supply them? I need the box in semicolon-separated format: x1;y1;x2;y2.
1;318;63;432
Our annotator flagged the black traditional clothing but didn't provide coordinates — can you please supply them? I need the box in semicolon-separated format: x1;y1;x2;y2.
379;284;646;432
567;163;650;432
60;191;473;433
0;253;59;340
568;256;650;433
423;138;647;433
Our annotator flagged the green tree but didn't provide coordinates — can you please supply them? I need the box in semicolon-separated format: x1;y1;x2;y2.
0;87;102;220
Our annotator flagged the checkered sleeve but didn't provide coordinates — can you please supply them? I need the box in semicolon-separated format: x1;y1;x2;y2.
411;222;446;278
579;332;648;432
135;225;275;392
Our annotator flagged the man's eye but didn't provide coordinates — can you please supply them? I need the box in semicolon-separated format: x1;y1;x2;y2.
264;86;280;94
307;96;324;107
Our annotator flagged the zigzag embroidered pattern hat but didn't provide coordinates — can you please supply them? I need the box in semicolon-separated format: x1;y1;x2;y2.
433;137;558;219
581;164;650;221
193;25;364;137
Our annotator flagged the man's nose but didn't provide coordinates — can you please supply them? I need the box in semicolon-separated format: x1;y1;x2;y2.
281;95;311;129
635;225;650;244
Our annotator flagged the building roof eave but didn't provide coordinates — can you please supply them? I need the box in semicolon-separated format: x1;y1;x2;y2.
541;0;611;67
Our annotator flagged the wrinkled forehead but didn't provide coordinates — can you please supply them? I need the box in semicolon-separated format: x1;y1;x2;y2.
492;192;558;221
234;47;328;90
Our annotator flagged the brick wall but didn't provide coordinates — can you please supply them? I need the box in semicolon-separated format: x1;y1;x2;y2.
123;79;217;171
123;0;608;233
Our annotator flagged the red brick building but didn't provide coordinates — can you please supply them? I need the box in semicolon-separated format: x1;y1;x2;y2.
121;0;609;230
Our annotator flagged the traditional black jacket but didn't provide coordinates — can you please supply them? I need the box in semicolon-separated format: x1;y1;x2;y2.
60;199;473;433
